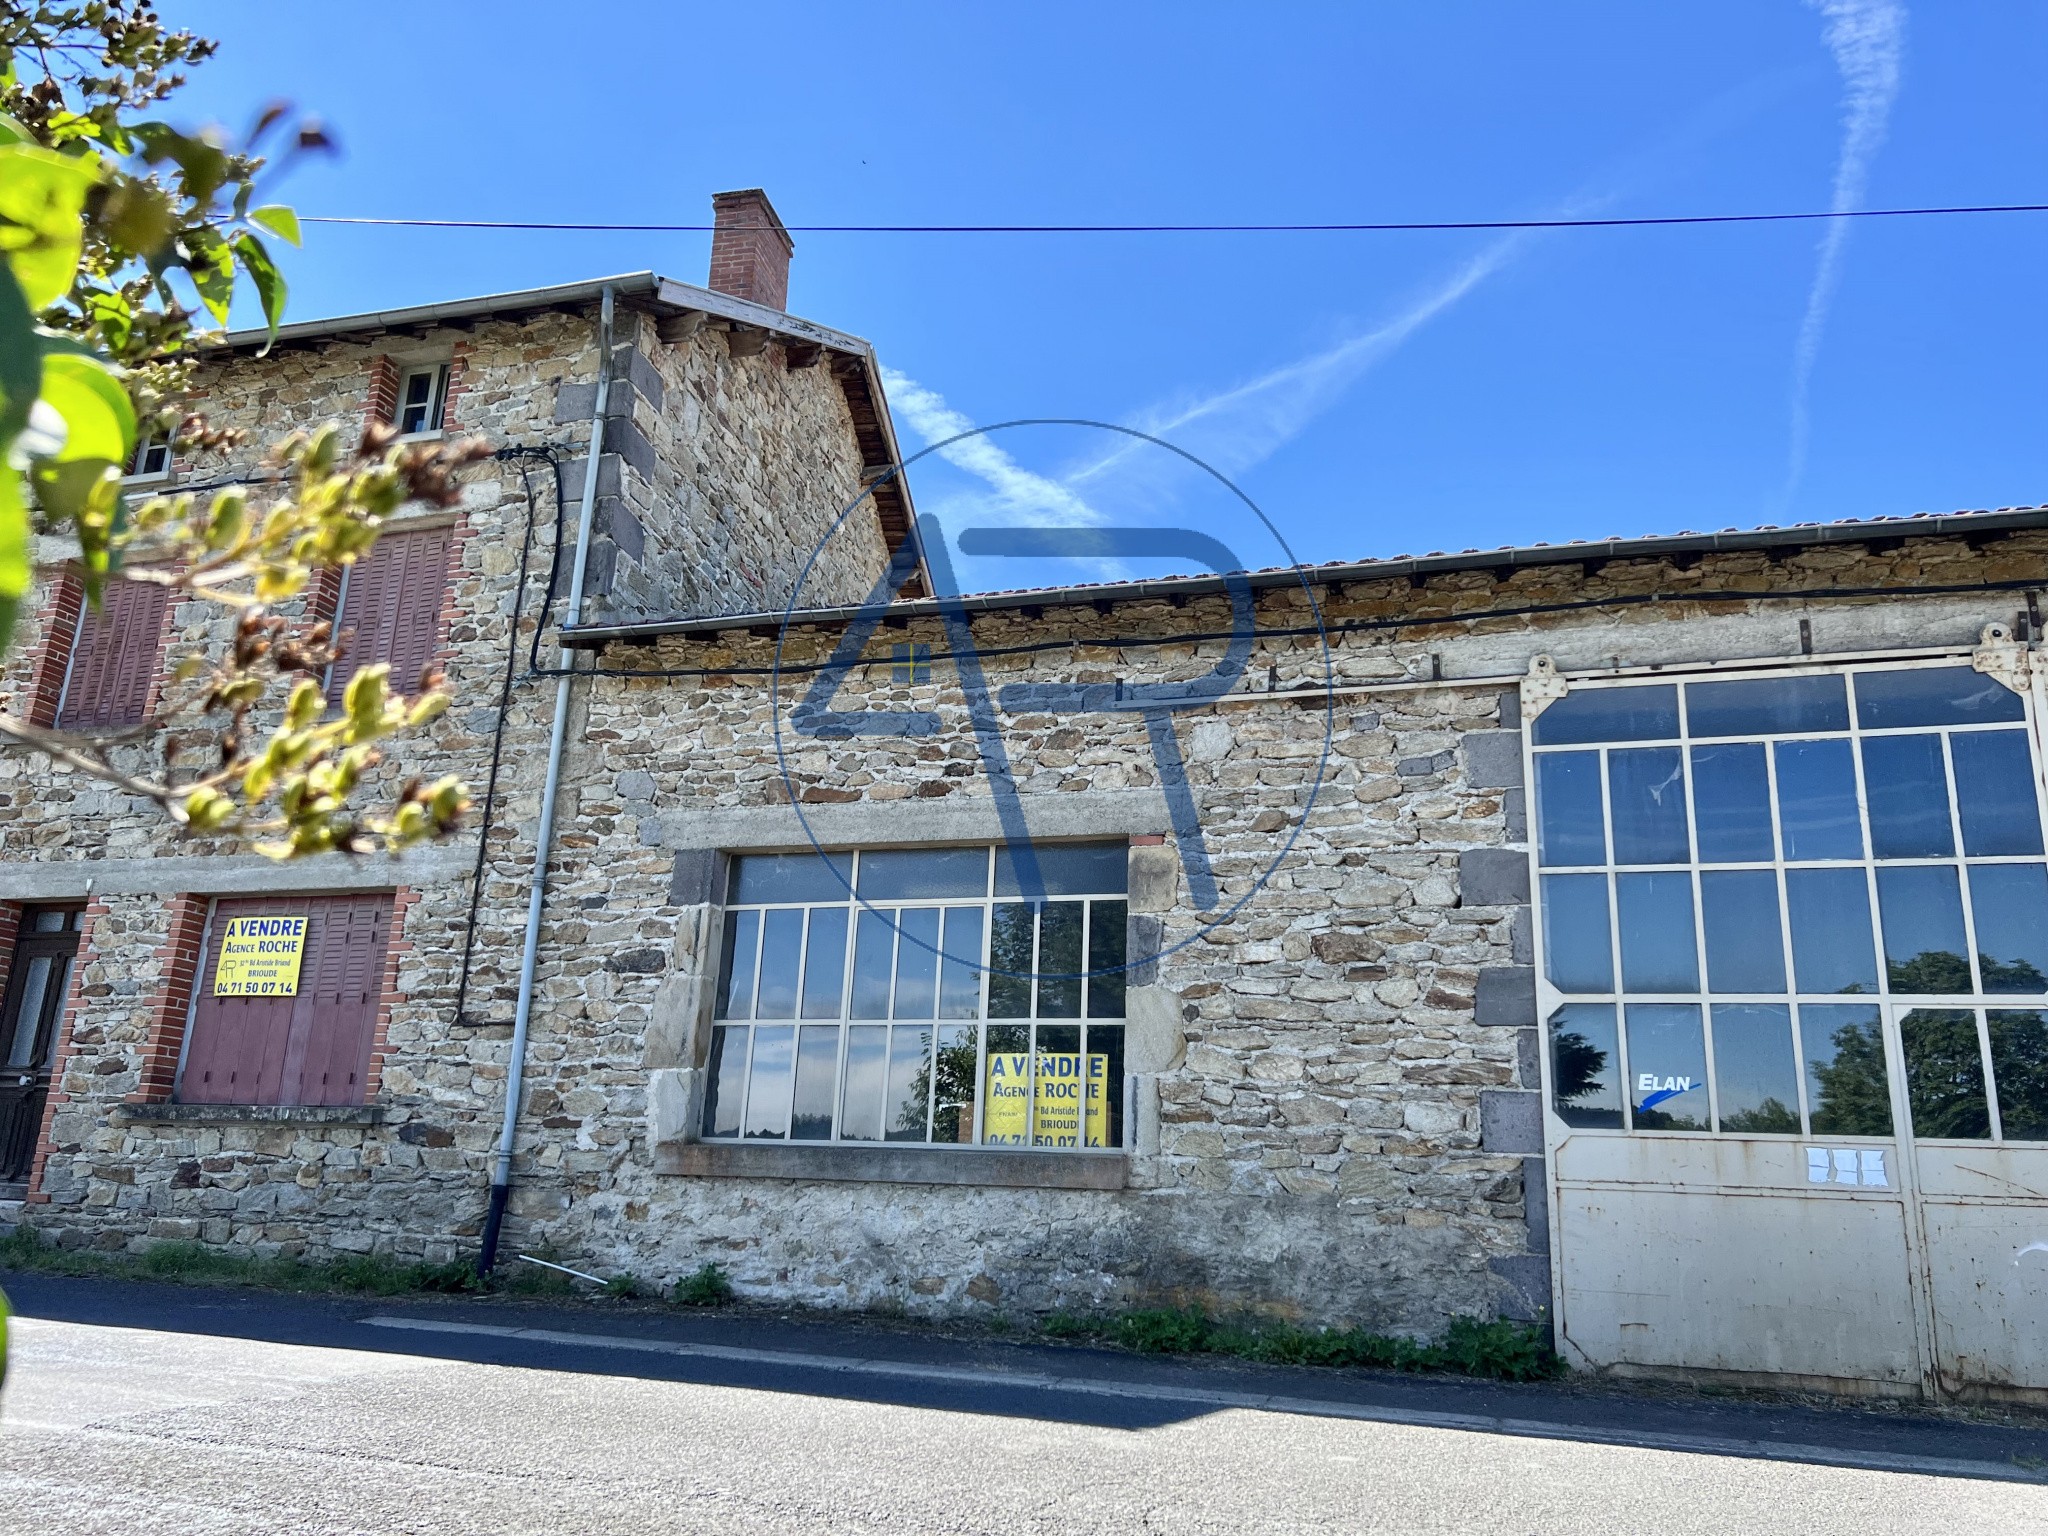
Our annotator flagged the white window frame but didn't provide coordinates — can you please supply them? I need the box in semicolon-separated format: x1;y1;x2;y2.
704;844;1131;1153
123;434;171;485
394;361;450;439
1525;652;2048;1147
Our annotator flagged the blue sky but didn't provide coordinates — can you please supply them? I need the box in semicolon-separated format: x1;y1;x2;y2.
171;2;2047;590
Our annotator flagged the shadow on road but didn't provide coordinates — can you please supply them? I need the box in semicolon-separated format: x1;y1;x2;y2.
7;1269;2048;1481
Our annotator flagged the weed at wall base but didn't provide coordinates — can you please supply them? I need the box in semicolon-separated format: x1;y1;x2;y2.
1055;1306;1564;1382
672;1262;734;1307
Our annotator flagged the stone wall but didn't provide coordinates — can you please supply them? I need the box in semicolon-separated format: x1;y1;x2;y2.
568;312;889;623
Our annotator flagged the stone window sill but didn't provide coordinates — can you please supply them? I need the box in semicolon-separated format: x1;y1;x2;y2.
657;1141;1127;1190
112;1102;385;1128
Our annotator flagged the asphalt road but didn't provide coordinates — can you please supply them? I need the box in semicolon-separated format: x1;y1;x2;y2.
4;1273;2047;1535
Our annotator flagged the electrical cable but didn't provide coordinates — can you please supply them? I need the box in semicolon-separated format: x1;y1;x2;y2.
527;572;2048;684
449;443;559;1031
527;448;572;677
300;203;2048;236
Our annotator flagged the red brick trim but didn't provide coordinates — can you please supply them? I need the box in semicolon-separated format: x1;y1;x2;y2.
136;570;182;722
128;892;211;1105
364;887;419;1103
439;344;471;435
304;563;346;684
365;354;400;433
18;572;84;728
25;896;106;1202
1130;834;1166;846
0;903;22;1025
427;511;474;686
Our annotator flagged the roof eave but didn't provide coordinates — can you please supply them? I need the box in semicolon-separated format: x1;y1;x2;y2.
559;505;2048;650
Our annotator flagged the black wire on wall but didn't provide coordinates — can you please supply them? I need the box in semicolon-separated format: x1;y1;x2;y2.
450;443;565;1031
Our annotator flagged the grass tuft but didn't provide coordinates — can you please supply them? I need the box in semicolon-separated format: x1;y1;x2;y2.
671;1262;735;1308
0;1225;486;1296
1038;1305;1563;1382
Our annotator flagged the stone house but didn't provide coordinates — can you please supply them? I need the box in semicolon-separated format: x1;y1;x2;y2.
3;187;2048;1401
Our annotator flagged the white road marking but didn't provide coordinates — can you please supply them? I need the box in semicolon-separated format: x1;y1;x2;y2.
358;1314;2044;1483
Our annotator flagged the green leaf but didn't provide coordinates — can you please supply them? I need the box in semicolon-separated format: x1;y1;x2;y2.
131;122;229;206
0;467;27;655
249;205;302;247
232;232;287;347
0;143;100;309
83;289;133;353
0;261;41;451
39;351;134;465
179;226;235;326
99;176;176;262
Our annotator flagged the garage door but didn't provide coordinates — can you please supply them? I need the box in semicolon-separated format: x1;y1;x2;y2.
1531;658;2048;1399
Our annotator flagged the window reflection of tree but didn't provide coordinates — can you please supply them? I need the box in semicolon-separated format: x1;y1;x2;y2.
1981;955;2048;993
1888;950;1973;995
1808;1019;1893;1136
1553;1030;1605;1106
1633;1095;1708;1132
1901;1009;1990;1139
1720;1098;1799;1134
909;1035;982;1143
1989;1011;2048;1141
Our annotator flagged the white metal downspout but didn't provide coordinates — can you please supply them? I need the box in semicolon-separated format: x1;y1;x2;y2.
479;284;614;1270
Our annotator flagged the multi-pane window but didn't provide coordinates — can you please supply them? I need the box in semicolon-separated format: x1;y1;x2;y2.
704;843;1129;1151
324;525;452;705
395;363;449;437
1532;663;2048;1142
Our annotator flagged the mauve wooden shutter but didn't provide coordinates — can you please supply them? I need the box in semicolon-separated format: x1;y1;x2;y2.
57;579;168;728
181;894;392;1107
182;896;307;1105
326;525;451;706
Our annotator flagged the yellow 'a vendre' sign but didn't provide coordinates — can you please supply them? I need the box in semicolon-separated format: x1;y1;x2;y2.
982;1052;1112;1147
213;916;309;997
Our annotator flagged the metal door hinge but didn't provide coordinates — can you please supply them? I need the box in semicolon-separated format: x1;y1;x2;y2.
1520;655;1569;720
1973;622;2031;696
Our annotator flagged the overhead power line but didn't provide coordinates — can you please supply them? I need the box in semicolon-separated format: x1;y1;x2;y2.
297;203;2048;235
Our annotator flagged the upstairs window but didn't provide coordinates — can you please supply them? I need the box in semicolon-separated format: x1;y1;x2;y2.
125;435;171;483
395;363;449;437
324;525;452;706
703;843;1131;1151
57;577;168;729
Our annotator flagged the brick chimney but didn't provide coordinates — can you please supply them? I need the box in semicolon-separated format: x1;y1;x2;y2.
708;188;794;311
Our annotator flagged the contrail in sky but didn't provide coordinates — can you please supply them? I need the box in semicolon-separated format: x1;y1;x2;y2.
879;366;1102;528
1781;0;1906;507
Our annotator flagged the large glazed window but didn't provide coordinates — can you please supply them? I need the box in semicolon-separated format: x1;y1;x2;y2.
1532;663;2048;1142
703;844;1129;1151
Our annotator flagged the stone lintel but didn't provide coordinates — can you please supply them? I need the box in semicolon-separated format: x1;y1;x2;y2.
0;842;477;902
113;1103;386;1127
659;790;1173;853
657;1141;1128;1190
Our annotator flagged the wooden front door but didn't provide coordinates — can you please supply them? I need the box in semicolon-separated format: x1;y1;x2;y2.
0;907;84;1185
